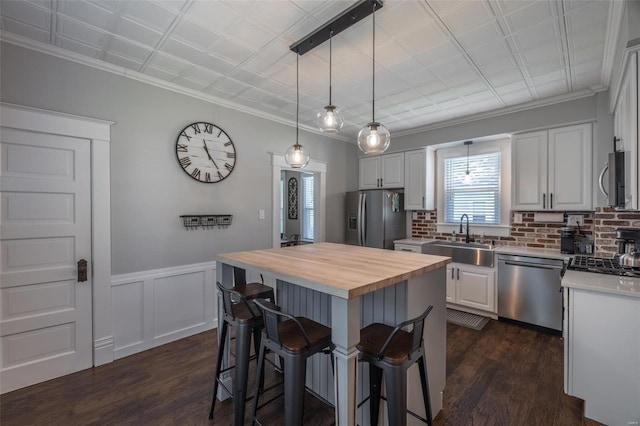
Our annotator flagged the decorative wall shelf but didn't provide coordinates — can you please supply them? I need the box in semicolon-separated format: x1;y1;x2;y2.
180;215;232;230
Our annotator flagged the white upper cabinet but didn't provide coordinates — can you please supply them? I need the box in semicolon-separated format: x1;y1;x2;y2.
614;52;639;210
358;153;404;189
512;123;592;211
404;148;435;210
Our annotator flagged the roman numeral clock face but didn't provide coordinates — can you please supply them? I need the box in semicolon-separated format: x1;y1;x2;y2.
175;122;236;183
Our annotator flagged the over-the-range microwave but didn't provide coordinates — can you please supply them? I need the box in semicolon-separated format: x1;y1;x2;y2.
598;150;625;208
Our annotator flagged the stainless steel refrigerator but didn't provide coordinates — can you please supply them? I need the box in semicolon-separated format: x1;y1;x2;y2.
345;190;406;249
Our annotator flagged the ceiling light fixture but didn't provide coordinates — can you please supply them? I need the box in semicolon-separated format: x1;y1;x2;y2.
357;2;390;155
316;31;344;133
285;54;310;169
463;140;473;183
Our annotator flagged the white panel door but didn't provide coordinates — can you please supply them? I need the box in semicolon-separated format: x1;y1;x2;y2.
0;128;92;393
456;266;495;312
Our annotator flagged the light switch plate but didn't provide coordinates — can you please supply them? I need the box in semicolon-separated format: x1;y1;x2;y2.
259;209;265;220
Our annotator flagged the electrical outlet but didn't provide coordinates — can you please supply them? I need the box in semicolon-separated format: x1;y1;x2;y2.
513;213;523;223
567;214;583;226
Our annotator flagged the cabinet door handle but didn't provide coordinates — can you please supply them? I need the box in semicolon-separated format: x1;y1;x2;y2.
550;193;553;209
543;193;546;209
451;268;455;279
456;268;460;280
422;196;425;208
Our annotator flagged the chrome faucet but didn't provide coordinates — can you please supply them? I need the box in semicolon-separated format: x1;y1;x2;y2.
459;214;473;243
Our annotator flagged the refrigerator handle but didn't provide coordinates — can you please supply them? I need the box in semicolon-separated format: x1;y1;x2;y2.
361;193;367;246
357;192;364;246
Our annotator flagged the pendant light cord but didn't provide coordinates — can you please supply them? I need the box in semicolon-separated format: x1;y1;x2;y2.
371;2;376;123
466;142;470;173
296;53;300;146
329;30;333;105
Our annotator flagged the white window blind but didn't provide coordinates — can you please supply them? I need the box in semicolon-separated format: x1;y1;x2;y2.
302;175;314;240
444;152;501;225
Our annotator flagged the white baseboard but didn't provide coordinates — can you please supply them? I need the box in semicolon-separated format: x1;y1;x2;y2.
94;336;114;366
110;261;217;361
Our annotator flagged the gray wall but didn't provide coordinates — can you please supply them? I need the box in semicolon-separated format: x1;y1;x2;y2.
387;92;614;207
0;42;358;275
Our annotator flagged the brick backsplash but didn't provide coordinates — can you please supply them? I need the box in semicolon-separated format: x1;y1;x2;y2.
593;207;640;257
411;210;595;250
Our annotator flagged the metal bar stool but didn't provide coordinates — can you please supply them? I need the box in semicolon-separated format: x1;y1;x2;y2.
232;267;275;302
209;282;264;425
357;305;434;426
251;298;334;426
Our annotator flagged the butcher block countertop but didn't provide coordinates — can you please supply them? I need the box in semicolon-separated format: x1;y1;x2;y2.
217;242;451;299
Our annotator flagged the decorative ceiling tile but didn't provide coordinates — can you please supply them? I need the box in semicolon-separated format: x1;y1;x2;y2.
122;0;177;32
1;0;50;29
1;16;49;42
114;17;163;47
58;17;108;48
0;0;620;137
171;17;219;50
60;0;113;29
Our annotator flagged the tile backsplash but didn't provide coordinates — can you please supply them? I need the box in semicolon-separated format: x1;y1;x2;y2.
412;207;640;256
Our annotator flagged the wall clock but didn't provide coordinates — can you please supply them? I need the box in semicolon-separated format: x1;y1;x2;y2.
175;121;236;183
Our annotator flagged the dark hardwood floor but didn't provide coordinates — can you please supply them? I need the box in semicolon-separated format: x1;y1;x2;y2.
0;320;601;425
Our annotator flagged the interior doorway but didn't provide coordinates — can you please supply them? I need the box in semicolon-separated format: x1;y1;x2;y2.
270;154;326;249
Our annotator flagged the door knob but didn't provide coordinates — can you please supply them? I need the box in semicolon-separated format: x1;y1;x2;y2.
78;259;88;282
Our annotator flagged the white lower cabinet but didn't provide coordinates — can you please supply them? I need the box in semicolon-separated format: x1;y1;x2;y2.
565;288;640;425
446;263;496;313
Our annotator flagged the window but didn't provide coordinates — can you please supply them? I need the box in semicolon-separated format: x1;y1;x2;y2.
444;152;501;225
436;138;511;237
301;174;314;240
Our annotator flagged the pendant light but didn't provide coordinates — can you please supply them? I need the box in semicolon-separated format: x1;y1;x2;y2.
316;30;344;133
357;2;390;155
285;53;310;169
463;140;473;183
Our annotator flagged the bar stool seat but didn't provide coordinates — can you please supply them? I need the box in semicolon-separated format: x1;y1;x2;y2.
251;298;334;426
357;305;434;426
232;267;274;302
209;282;264;426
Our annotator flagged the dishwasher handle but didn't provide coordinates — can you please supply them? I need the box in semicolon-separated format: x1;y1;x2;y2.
502;260;563;270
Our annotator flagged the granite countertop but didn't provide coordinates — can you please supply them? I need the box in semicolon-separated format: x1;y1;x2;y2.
217;242;451;299
393;238;437;245
493;245;572;261
562;270;640;298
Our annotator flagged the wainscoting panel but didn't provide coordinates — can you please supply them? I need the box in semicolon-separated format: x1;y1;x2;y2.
110;262;216;360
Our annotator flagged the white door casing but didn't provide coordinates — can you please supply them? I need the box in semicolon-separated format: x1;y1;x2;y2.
0;103;112;393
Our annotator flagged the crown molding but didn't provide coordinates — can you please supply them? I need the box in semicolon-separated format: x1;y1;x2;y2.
392;85;607;138
0;31;350;143
601;0;625;90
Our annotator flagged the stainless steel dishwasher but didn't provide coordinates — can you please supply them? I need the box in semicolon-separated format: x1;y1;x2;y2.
497;254;565;331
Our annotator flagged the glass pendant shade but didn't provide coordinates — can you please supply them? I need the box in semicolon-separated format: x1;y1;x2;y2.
285;143;310;169
358;2;389;154
285;53;310;169
357;121;390;154
316;105;344;133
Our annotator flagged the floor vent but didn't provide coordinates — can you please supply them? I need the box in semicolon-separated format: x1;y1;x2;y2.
446;309;490;331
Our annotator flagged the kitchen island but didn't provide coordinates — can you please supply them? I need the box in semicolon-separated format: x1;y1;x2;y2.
216;242;450;426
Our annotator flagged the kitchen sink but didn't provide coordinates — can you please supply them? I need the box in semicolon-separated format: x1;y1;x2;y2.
423;241;495;267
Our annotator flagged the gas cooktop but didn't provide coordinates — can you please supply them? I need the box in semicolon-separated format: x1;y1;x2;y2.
568;255;640;278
